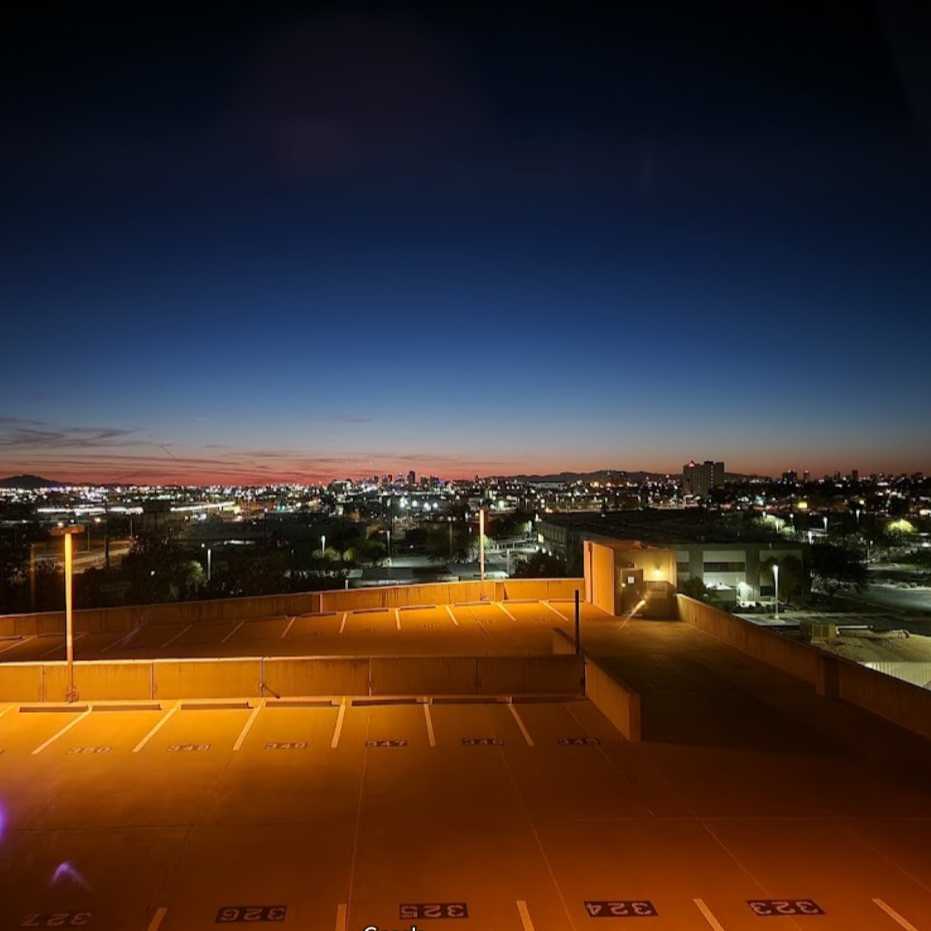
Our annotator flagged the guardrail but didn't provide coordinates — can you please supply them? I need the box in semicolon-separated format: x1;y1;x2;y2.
0;653;585;703
0;578;585;639
676;594;931;744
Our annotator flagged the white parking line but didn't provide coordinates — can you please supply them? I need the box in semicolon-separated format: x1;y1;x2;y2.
32;706;93;755
874;898;919;931
133;702;180;753
335;903;347;931
221;620;245;644
497;602;518;622
423;702;436;747
542;600;568;621
161;624;191;649
147;906;169;931
516;900;536;931
331;700;347;748
445;604;459;626
339;612;348;634
0;635;35;655
0;703;16;722
100;626;140;654
40;632;87;659
280;616;296;639
694;898;726;930
233;701;264;751
508;702;534;747
395;608;401;632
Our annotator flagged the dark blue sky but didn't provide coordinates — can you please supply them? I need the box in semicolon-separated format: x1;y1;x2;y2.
2;2;929;482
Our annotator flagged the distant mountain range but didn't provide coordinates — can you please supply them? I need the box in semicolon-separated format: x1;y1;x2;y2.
500;469;671;483
498;469;765;483
0;474;66;489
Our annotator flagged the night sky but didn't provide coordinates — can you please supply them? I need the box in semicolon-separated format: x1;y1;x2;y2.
2;3;929;483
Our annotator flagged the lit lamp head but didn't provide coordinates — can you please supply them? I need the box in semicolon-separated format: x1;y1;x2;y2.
51;525;85;539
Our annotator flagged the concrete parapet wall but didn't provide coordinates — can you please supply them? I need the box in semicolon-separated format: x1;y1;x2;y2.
584;657;641;742
475;655;583;695
676;594;931;744
820;652;931;743
0;653;583;702
263;657;370;697
676;594;819;684
0;663;44;702
0;579;584;639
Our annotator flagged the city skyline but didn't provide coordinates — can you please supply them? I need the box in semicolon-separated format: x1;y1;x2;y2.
0;425;925;488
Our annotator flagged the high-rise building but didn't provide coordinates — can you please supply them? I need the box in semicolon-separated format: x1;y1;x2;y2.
408;470;416;486
682;460;725;496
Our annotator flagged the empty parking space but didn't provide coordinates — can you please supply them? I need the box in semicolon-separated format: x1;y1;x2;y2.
0;693;928;929
3;592;931;930
0;599;620;665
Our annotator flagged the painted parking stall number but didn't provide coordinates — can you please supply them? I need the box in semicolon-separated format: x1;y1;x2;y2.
559;736;600;746
264;741;308;750
748;900;824;917
20;913;92;927
400;903;468;920
366;738;407;748
69;746;111;754
462;737;503;746
215;905;287;923
585;901;658;918
169;743;211;752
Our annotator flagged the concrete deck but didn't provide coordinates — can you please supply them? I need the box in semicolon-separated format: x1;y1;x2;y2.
0;599;601;664
1;609;930;929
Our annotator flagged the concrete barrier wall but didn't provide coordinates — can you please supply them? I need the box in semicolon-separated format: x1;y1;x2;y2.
826;653;931;743
0;663;44;702
0;578;585;639
584;657;641;742
0;653;584;702
677;594;931;745
370;657;480;695
263;657;370;697
676;594;819;685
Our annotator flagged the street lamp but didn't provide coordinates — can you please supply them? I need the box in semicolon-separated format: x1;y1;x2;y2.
201;544;212;583
823;516;828;533
386;529;391;565
772;564;779;622
51;525;84;703
479;507;486;581
320;534;326;559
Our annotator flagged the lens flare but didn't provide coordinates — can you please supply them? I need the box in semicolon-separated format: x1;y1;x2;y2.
51;861;91;891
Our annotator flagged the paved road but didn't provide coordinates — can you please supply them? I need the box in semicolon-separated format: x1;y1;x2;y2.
2;606;931;929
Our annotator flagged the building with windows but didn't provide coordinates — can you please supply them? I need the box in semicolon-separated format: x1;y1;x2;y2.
682;459;724;496
540;511;805;605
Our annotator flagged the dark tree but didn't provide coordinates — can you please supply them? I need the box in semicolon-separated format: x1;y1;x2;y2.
511;551;568;578
809;543;867;595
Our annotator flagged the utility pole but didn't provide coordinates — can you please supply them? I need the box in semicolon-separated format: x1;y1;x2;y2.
52;525;84;703
479;508;485;581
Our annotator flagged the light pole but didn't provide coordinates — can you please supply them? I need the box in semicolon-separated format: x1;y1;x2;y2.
386;529;391;565
823;516;828;534
773;564;779;621
320;534;326;559
52;525;84;703
479;508;485;581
